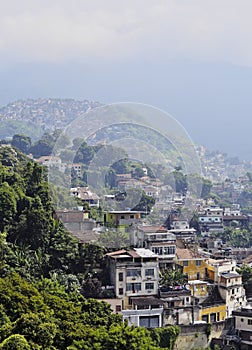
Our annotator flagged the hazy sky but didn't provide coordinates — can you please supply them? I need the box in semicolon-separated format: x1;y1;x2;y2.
1;1;252;159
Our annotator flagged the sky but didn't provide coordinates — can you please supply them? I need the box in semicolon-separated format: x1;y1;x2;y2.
1;1;252;159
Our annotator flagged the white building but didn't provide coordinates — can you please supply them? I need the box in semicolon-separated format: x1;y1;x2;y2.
122;296;164;328
106;248;159;309
198;207;224;234
233;306;252;348
133;226;176;268
218;272;247;317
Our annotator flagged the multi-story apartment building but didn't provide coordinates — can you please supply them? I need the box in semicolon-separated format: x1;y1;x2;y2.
106;248;159;307
198;206;224;234
69;163;82;178
233;306;252;349
106;248;162;327
218;272;247;317
133;225;176;268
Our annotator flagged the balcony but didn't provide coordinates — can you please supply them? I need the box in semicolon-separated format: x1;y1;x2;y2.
126;290;143;296
156;253;176;260
126;275;142;281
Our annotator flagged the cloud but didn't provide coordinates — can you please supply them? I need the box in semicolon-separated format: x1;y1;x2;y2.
0;0;252;66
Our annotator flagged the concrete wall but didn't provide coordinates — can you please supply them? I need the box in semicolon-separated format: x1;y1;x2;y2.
174;322;225;350
64;220;95;231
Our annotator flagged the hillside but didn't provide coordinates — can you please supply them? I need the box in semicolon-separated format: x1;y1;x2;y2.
0;98;101;140
0;145;182;349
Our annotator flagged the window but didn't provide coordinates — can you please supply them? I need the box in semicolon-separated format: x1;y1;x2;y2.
145;282;154;290
119;288;123;295
139;316;159;328
134;283;141;291
118;272;123;281
202;315;209;323
126;269;141;277
197;272;200;280
120;215;125;219
126;283;132;291
183;261;188;266
153;247;163;255
145;269;154;277
116;305;122;312
241;318;244;322
126;283;141;292
130;215;134;219
196;260;201;266
248;319;252;325
170;246;176;254
201;285;205;291
210;313;217;323
163;246;175;255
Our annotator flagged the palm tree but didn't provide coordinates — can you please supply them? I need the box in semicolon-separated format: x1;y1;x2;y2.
159;267;186;288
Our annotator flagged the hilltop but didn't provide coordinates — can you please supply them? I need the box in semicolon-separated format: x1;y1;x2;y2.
0;98;101;140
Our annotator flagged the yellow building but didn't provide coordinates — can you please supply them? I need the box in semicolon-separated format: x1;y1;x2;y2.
199;304;226;323
188;280;208;298
104;211;143;233
176;248;207;281
198;284;226;322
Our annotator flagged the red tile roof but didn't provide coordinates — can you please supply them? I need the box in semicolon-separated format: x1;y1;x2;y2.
176;248;203;260
138;225;168;233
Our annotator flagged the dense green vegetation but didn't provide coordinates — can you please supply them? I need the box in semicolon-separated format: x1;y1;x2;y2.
211;226;252;248
0;272;171;349
237;265;252;298
0;145;109;280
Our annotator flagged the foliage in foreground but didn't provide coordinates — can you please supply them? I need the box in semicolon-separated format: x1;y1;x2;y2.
0;273;179;349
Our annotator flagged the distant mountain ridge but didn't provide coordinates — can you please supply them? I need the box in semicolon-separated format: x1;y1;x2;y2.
0;98;251;181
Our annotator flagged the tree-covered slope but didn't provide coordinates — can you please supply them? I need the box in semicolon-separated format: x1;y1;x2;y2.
0;145;180;349
0;273;168;349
